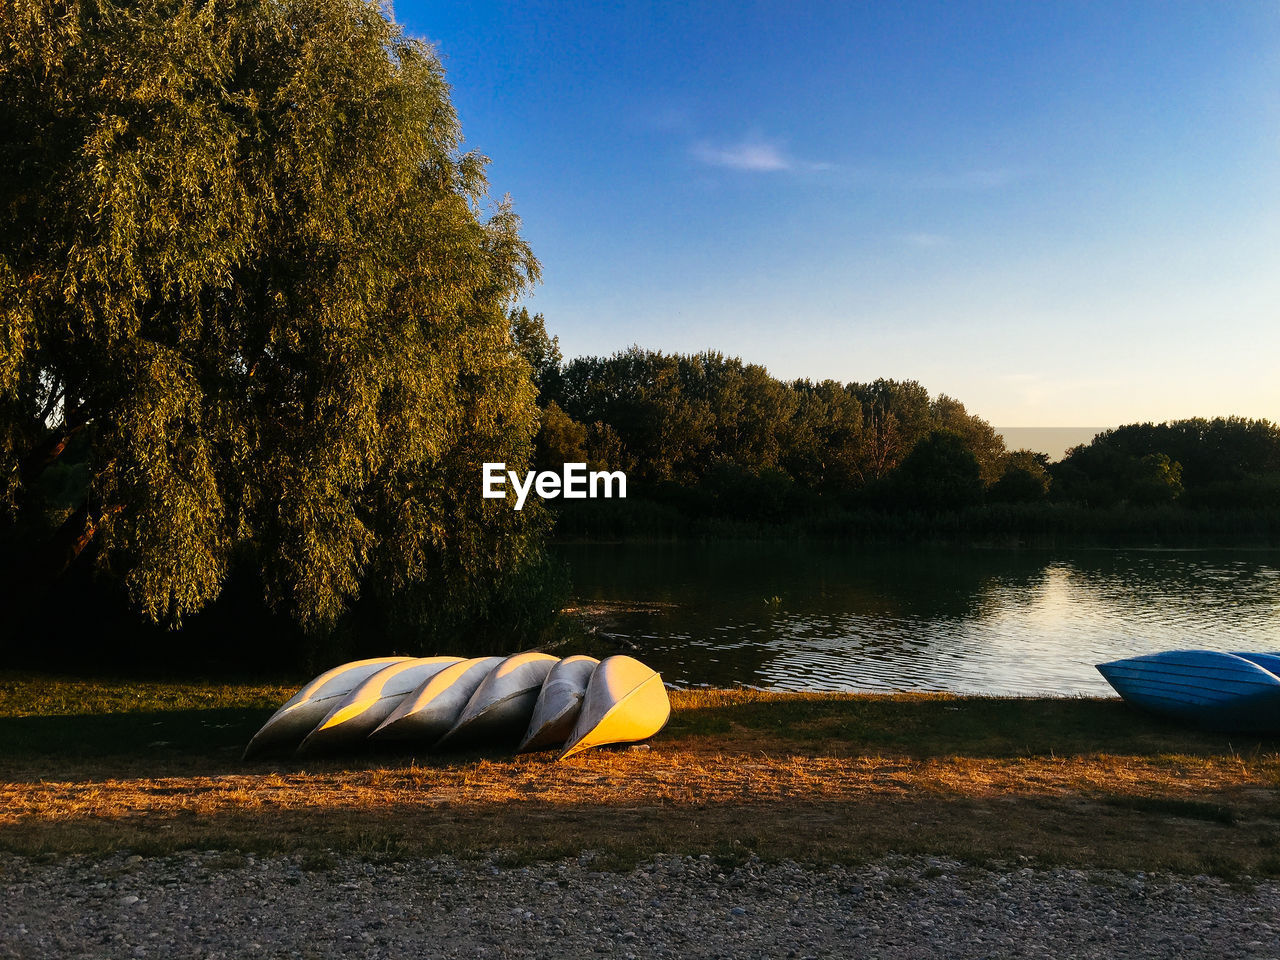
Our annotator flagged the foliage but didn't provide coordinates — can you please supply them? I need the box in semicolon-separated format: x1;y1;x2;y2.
535;401;588;469
930;395;1006;484
1083;418;1280;487
539;352;1277;538
1130;452;1184;505
1050;418;1278;509
782;379;865;492
543;348;1004;512
881;429;984;511
990;449;1052;503
509;307;562;399
0;0;551;650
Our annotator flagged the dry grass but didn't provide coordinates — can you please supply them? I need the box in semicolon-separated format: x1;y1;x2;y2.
2;676;1279;874
5;750;1276;818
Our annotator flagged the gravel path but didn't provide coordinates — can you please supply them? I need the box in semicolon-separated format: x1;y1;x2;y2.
2;850;1278;959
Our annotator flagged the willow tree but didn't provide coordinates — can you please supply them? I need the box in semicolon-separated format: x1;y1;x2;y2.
0;0;548;647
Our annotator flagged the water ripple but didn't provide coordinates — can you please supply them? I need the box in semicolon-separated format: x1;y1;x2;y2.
561;544;1280;696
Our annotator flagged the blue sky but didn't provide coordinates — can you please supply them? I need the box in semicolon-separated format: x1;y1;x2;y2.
397;2;1280;426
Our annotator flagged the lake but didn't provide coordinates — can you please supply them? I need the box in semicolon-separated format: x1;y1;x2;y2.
556;543;1280;696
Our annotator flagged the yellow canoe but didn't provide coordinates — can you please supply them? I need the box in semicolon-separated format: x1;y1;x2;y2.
559;655;670;760
368;656;503;743
517;655;600;753
243;656;412;759
437;651;559;748
295;656;463;756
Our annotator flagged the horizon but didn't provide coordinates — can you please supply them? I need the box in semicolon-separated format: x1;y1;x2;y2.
994;426;1108;461
398;1;1280;429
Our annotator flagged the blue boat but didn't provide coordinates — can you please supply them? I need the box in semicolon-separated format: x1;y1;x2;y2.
1234;652;1280;677
1096;650;1280;733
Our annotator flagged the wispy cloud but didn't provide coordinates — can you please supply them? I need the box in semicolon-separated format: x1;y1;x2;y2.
691;136;833;174
693;138;793;172
686;132;1021;190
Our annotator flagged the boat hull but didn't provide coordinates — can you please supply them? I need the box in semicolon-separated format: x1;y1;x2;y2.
296;657;463;756
243;656;412;759
1097;650;1280;733
560;655;670;759
369;656;504;743
438;652;559;748
518;655;600;753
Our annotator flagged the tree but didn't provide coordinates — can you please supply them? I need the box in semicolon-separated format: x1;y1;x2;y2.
1076;418;1280;492
990;449;1051;503
0;0;546;644
1129;452;1183;506
930;394;1005;485
535;401;587;470
510;307;562;399
782;380;864;494
888;429;984;511
584;420;631;474
552;348;717;483
852;379;933;482
1042;418;1274;508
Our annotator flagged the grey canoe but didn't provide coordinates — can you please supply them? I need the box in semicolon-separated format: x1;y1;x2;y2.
243;657;412;759
295;656;464;756
437;651;560;749
559;655;671;760
368;656;504;744
517;655;600;753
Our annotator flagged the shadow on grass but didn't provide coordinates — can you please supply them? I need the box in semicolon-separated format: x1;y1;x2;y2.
0;709;264;767
4;688;1279;876
0;708;550;779
665;693;1280;760
3;694;1278;781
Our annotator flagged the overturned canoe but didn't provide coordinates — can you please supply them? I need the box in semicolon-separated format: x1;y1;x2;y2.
369;656;504;743
296;656;464;756
437;651;559;748
1097;649;1280;733
243;656;412;759
517;655;600;753
1234;652;1280;677
559;655;670;759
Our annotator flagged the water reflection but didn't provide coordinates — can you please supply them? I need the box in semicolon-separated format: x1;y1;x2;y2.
557;544;1280;696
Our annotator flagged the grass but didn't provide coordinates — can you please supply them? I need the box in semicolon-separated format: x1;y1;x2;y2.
2;672;1278;876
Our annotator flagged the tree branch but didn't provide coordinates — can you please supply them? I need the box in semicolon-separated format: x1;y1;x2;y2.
37;379;65;426
19;416;86;487
44;500;123;580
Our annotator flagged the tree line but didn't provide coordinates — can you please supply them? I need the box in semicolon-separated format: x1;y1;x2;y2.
514;315;1280;527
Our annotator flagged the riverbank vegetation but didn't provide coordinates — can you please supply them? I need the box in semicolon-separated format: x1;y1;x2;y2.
520;338;1280;545
3;674;1278;875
